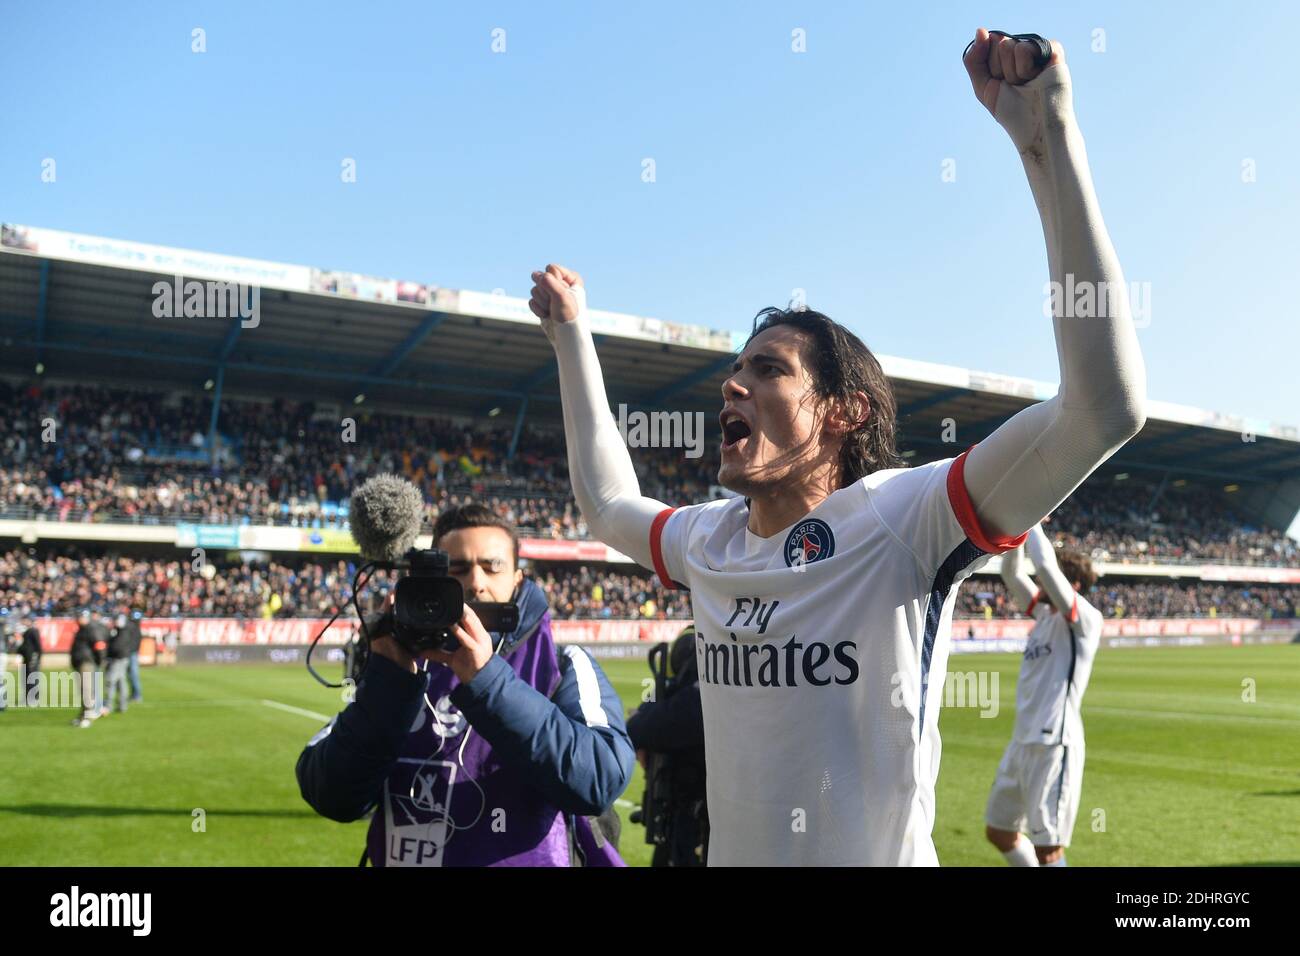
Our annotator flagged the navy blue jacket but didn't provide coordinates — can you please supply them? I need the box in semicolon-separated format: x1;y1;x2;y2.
296;589;634;837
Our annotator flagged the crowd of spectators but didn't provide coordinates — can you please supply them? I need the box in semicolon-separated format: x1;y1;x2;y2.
0;549;369;620
1048;475;1299;568
3;547;1295;623
0;380;713;535
2;379;1297;569
532;566;693;620
0;549;696;621
957;576;1298;620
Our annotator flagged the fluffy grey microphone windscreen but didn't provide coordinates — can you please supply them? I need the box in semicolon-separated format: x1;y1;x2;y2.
349;474;426;563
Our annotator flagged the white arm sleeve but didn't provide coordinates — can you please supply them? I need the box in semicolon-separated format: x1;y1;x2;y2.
963;62;1147;541
998;540;1038;613
545;288;671;572
1023;523;1078;617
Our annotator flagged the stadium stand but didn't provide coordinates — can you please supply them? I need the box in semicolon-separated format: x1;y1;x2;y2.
2;223;1298;656
1;547;1294;622
956;575;1298;621
2;380;1296;567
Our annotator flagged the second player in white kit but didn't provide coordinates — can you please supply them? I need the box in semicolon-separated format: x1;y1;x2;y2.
986;524;1103;866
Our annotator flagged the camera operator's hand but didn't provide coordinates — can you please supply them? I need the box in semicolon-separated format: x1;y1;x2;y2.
366;594;420;674
426;604;495;685
370;636;417;674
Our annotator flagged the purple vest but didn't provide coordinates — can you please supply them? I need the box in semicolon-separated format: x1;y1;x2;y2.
366;611;621;867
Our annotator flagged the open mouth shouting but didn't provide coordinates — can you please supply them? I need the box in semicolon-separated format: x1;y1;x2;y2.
720;407;753;453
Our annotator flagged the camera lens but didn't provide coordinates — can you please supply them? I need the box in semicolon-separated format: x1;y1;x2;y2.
394;572;462;635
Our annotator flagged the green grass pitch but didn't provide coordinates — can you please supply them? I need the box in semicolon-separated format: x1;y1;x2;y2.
1;645;1296;866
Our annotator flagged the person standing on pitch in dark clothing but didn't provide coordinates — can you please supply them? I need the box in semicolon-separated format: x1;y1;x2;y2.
626;625;709;867
70;611;104;728
118;608;144;703
18;618;42;707
92;614;110;717
103;613;133;714
0;614;11;712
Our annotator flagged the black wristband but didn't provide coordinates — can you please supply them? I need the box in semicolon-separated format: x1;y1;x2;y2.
964;31;1052;69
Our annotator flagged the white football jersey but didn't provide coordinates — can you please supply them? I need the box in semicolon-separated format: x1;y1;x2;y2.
1012;590;1103;747
651;449;1027;866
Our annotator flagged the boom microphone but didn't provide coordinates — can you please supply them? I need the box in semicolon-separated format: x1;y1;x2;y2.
308;472;520;687
349;474;426;564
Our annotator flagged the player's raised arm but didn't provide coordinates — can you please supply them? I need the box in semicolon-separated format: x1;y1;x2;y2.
998;538;1037;613
960;29;1147;541
529;264;669;570
1022;523;1078;618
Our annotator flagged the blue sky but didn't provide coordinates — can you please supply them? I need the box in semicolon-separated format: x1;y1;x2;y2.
3;0;1297;432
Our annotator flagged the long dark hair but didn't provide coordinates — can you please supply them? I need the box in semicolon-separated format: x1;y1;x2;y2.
743;307;902;487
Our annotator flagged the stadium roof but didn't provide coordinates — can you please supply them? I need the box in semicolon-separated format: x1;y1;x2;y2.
3;222;1299;517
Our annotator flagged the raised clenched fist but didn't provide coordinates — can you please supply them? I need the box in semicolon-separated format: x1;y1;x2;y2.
963;27;1065;116
964;28;1074;162
529;264;584;326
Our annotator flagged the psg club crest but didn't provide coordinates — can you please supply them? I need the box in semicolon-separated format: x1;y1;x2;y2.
785;518;835;568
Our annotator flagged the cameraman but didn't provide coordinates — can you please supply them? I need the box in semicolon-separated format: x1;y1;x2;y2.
627;625;708;866
296;503;634;866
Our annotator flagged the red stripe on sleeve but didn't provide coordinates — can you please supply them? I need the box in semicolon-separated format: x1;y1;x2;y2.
946;447;1031;555
650;507;682;590
1069;595;1079;623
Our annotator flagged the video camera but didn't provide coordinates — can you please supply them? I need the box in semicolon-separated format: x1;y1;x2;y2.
374;547;519;655
323;546;521;691
629;630;709;865
308;474;522;690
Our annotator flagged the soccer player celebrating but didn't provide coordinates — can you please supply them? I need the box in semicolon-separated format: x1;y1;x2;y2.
985;524;1102;867
529;27;1146;865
